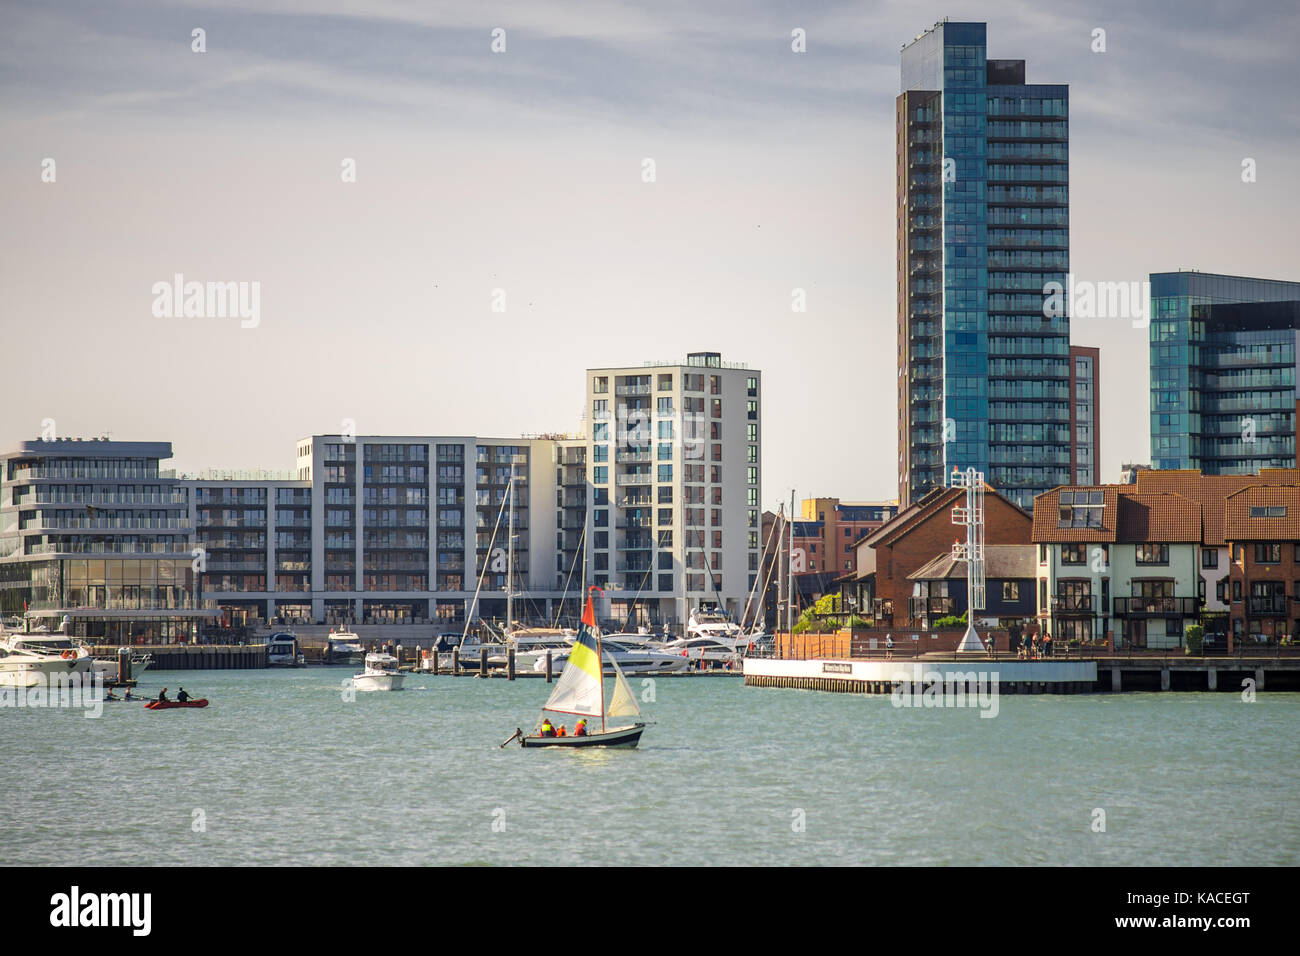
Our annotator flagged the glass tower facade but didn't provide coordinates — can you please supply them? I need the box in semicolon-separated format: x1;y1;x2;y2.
1150;272;1300;473
898;21;1070;510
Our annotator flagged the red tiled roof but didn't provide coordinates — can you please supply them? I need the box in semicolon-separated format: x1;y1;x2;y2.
1224;485;1300;540
1033;488;1201;543
1134;469;1300;545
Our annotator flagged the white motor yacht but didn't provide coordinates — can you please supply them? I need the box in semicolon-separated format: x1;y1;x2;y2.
0;632;95;689
652;635;743;666
351;652;404;692
686;605;743;644
538;637;689;676
325;630;366;665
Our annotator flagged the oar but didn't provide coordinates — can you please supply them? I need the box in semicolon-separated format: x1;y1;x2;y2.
499;728;523;748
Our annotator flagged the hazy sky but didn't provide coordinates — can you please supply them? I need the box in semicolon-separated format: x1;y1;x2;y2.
2;0;1297;508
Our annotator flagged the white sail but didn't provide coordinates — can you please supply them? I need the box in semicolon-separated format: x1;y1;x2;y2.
606;657;640;719
541;628;603;717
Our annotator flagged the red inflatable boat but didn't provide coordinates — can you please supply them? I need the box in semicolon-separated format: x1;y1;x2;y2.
144;699;209;710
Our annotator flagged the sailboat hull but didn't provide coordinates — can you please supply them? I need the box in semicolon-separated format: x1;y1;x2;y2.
521;723;645;749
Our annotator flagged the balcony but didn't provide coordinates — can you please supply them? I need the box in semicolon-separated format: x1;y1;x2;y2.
618;538;655;551
1112;597;1199;617
616;450;651;463
615;384;651;396
1247;597;1289;615
618;495;652;507
1051;594;1096;614
616;517;653;529
616;474;653;486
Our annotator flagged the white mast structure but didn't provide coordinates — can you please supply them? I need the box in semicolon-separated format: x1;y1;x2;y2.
948;466;986;653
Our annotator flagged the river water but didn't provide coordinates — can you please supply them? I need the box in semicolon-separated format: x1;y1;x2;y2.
6;668;1299;866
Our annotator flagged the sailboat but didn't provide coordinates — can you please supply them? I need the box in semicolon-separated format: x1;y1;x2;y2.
506;587;646;749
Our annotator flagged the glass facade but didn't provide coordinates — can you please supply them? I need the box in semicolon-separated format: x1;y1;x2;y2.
1150;272;1300;473
899;21;1070;509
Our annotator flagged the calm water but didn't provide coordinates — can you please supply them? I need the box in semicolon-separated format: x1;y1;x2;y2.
5;668;1299;866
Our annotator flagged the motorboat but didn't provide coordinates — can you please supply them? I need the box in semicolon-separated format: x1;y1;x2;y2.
0;632;94;689
537;637;687;676
325;630;366;665
652;635;743;667
686;605;743;643
352;652;404;692
266;632;305;667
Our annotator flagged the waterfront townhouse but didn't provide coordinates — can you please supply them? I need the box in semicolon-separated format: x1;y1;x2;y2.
1032;488;1202;649
1222;484;1300;645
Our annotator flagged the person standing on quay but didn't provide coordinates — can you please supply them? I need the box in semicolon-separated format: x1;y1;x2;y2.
885;633;894;660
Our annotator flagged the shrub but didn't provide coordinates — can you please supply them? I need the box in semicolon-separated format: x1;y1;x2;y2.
1184;624;1204;655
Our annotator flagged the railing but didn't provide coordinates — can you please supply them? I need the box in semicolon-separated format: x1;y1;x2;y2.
26;543;190;555
1246;597;1289;614
1051;594;1096;612
26;517;192;530
34;494;188;506
616;474;653;485
1112;597;1199;616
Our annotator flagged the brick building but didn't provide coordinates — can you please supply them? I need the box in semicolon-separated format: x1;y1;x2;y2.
854;484;1032;627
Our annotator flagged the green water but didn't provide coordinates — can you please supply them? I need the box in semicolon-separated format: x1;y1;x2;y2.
5;668;1299;866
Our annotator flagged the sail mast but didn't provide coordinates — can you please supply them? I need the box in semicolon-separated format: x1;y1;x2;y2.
506;464;515;634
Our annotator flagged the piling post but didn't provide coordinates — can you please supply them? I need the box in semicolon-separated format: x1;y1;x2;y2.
480;646;489;678
1110;667;1122;692
452;647;461;676
545;650;553;683
1255;667;1265;691
1207;667;1217;691
507;648;516;681
117;646;131;684
1160;668;1171;692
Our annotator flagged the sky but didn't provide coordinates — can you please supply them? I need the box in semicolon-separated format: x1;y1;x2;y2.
2;0;1298;510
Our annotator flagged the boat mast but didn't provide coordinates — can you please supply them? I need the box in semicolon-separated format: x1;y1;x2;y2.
787;489;795;636
506;464;515;634
592;586;606;733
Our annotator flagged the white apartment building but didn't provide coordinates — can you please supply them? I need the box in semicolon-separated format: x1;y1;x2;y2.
581;351;761;626
0;352;761;637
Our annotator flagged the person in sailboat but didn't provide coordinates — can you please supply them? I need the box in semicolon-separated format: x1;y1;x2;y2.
540;717;556;737
574;718;588;736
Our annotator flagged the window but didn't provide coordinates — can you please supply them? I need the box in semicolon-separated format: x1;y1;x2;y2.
747;424;758;442
1254;543;1281;564
658;486;673;503
1057;490;1104;528
657;397;674;415
658;374;673;391
657;465;672;483
1202;549;1219;569
1135;544;1169;565
1061;543;1087;565
1232;580;1241;602
1249;506;1287;518
658;420;674;440
593;376;608;393
658;508;673;526
1002;581;1019;602
659;574;673;592
592;466;607;485
658;443;673;461
593;423;609;442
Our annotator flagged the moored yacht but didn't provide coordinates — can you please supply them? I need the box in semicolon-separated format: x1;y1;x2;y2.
0;632;95;689
266;632;305;667
537;637;688;676
352;652;404;692
325;630;365;665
